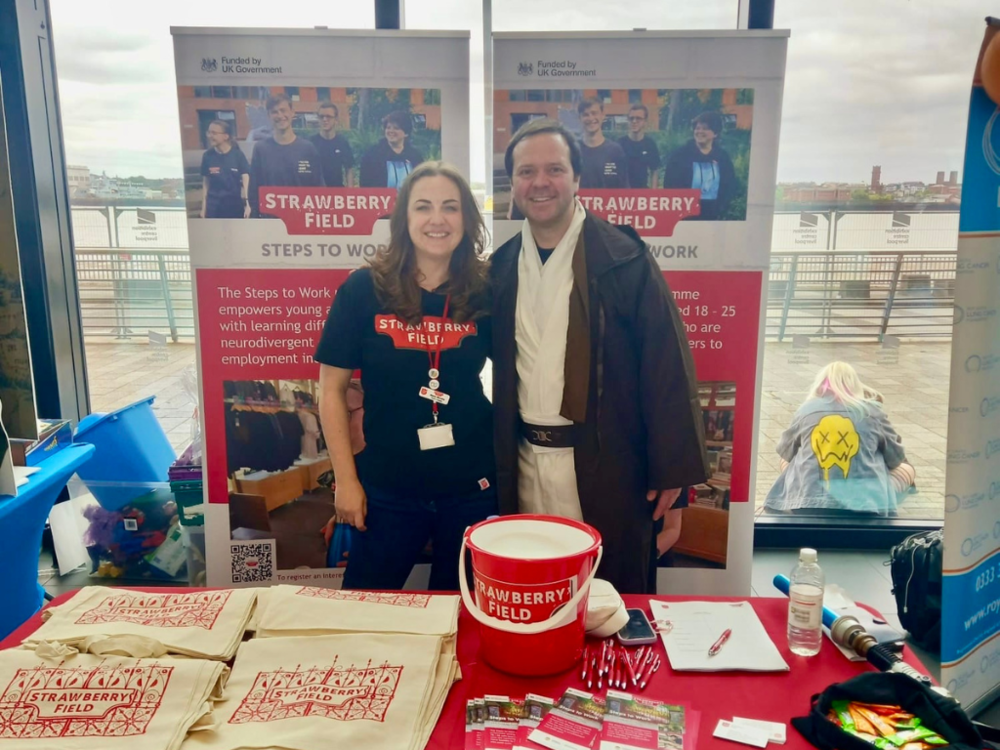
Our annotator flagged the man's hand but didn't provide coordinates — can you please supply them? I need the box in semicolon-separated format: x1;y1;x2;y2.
646;488;681;521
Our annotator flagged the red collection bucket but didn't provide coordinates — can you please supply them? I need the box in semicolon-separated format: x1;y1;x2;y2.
459;514;603;676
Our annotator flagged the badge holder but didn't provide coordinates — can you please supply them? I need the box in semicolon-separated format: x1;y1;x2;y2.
418;418;455;451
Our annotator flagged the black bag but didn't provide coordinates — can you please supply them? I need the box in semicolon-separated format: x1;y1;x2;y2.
792;672;996;750
889;529;942;650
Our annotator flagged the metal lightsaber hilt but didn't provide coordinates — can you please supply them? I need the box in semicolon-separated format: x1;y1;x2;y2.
772;574;945;695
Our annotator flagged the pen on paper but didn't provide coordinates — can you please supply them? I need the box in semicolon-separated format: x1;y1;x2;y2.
708;628;732;657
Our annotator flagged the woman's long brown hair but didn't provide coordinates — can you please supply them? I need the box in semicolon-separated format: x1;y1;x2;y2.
369;161;489;325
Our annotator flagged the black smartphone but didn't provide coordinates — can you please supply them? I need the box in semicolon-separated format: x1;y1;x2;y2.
617;608;658;645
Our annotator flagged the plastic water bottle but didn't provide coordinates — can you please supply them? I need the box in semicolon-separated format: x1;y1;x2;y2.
787;548;824;656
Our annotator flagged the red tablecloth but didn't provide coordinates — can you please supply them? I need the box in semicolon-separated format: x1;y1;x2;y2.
1;590;928;749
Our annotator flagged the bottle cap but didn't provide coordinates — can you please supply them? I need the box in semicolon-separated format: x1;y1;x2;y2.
799;548;818;564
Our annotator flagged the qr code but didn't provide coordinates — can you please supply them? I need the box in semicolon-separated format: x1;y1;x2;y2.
230;541;276;585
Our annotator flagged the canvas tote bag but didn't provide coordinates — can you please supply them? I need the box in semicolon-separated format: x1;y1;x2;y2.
256;586;459;638
181;633;457;750
0;648;227;750
25;588;257;661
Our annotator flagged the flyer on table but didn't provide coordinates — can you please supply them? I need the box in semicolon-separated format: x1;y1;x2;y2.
492;32;787;594
171;28;470;588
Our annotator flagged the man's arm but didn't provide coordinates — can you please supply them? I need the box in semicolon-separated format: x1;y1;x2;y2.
200;178;208;218
655;508;683;558
635;255;710;490
346;168;355;188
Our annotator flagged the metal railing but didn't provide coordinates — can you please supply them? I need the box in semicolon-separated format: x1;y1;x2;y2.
73;246;955;343
75;248;194;341
767;251;955;341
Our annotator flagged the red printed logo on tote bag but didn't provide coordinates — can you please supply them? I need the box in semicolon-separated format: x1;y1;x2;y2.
0;663;172;737
230;659;403;723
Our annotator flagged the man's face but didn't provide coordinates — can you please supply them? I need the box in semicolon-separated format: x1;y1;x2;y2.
693;121;716;147
269;101;294;132
318;108;337;135
206;124;227;148
384;121;406;148
511;132;579;232
580;104;603;136
628;109;647;135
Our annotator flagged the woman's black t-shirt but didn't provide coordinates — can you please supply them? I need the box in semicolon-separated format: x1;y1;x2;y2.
314;268;495;497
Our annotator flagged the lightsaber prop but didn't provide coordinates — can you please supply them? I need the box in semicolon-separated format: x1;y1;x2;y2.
772;574;937;689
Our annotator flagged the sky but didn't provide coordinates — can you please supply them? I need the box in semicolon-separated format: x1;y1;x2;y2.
48;0;992;186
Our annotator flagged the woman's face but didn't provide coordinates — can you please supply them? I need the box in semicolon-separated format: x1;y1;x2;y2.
407;174;464;264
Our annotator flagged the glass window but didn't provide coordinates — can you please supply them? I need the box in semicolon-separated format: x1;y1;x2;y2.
757;0;991;527
285;86;300;101
509;90;526;102
628;89;643;104
49;0;375;462
315;86;331;102
526;90;545;102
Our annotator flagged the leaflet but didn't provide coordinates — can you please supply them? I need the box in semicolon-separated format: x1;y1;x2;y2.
600;691;688;750
529;688;606;750
485;695;526;750
514;694;557;750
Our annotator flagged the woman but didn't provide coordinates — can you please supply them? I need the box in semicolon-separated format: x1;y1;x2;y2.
314;161;495;590
765;361;916;517
200;119;250;219
359;111;425;189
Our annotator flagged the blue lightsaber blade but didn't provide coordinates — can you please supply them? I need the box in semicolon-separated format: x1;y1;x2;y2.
772;573;841;629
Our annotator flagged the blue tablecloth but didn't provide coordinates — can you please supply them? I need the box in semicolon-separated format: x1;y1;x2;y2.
0;443;94;640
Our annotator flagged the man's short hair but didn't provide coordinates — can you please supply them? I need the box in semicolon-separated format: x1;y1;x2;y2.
266;93;293;113
693;111;723;135
317;101;339;118
577;97;604;116
504;118;583;179
382;110;413;135
629;103;649;119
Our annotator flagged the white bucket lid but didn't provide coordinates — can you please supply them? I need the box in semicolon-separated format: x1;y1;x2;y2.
469;517;596;560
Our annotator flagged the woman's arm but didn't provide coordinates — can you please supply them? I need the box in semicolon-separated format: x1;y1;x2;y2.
320;364;367;530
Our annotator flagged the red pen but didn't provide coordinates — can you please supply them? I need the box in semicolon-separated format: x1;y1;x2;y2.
581;645;590;680
614;648;623;689
639;656;661;690
587;655;596;690
622;647;639;687
708;628;732;657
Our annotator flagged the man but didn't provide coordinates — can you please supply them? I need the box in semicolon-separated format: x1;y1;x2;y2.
663;111;738;221
248;93;323;218
577;98;629;189
359;110;425;189
618;104;661;189
490;118;708;594
310;102;355;188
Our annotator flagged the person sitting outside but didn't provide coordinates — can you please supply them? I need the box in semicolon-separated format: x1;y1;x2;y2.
765;361;916;516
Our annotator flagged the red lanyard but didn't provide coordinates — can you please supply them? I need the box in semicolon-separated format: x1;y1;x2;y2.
424;295;450;418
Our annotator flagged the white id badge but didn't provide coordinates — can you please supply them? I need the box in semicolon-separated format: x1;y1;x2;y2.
417;423;455;451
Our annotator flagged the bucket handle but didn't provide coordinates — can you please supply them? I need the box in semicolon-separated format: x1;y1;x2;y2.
459;535;603;636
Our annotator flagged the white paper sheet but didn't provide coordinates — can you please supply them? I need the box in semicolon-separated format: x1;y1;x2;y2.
649;600;789;672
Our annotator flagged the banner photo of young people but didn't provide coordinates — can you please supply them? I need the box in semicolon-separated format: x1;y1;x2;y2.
171;28;470;589
493;32;787;595
941;19;1000;714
